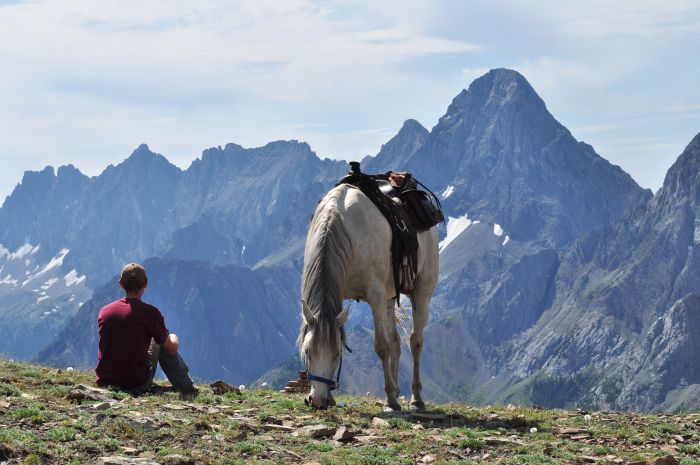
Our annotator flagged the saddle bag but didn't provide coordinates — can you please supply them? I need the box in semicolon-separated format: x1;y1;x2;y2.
400;189;444;231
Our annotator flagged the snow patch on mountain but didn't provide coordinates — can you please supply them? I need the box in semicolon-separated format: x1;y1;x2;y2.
440;185;454;199
0;274;17;285
64;270;86;287
32;248;69;281
41;278;59;290
439;215;476;252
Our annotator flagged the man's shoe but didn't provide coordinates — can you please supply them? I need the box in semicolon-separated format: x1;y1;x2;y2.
179;385;199;399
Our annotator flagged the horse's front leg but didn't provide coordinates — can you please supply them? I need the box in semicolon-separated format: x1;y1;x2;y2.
370;295;401;412
408;292;430;412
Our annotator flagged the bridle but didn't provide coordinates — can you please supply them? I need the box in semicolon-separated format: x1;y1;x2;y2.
306;340;352;391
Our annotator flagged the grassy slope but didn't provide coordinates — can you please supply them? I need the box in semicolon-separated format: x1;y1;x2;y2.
0;358;699;465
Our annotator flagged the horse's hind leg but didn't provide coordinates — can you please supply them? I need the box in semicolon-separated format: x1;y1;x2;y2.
369;294;402;412
409;291;430;412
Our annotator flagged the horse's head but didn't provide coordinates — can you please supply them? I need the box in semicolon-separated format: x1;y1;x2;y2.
298;301;350;409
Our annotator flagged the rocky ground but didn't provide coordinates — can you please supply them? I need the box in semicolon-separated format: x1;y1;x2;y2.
0;359;699;465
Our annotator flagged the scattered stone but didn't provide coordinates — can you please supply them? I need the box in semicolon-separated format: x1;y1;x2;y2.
628;456;680;465
162;404;186;411
0;400;10;409
530;427;538;433
0;444;14;460
420;455;435;463
97;458;160;465
261;423;294;432
302;462;321;465
67;385;114;403
282;371;311;394
161;454;196;465
93;401;116;411
333;426;357;442
294;424;336;438
121;447;138;455
413;424;424;431
556;427;589;436
372;417;389;427
128;417;159;431
209;380;241;395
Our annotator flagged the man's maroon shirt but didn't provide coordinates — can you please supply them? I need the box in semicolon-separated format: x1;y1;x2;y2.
96;297;169;389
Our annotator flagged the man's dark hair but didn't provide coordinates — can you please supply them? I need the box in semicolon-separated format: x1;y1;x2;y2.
122;277;147;292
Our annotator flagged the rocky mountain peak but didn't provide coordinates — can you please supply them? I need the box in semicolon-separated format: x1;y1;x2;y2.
361;119;429;172
441;68;547;126
658;132;700;202
398;119;428;137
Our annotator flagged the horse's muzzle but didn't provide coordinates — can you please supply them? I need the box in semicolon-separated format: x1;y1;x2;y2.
306;392;335;410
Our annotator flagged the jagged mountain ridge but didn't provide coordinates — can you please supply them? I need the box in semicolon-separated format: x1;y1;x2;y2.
0;141;346;288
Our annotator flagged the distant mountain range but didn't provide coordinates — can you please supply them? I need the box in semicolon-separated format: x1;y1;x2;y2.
2;68;698;412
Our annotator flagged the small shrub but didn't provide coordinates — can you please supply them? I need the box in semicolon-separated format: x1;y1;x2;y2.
235;441;265;455
387;417;412;430
0;383;21;396
47;427;78;442
459;437;485;451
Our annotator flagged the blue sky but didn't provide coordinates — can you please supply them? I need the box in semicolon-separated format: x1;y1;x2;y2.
1;0;699;200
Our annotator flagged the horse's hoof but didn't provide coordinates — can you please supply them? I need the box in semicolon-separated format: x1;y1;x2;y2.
410;401;426;412
383;403;402;413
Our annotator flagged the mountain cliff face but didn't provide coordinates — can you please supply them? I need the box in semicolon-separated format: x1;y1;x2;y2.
470;133;700;411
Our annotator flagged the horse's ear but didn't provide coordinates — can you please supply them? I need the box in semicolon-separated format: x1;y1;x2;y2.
337;305;350;326
302;300;313;324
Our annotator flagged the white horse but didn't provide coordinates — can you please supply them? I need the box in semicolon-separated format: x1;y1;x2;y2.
298;183;439;411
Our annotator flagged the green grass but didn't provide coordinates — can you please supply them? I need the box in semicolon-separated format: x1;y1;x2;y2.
0;358;698;465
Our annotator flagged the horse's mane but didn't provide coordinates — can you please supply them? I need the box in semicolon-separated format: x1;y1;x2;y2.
298;186;352;359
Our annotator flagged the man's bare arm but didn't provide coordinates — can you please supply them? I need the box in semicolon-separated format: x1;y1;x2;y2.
161;333;179;355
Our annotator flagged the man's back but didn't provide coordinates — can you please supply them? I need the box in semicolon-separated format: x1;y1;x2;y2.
96;297;168;389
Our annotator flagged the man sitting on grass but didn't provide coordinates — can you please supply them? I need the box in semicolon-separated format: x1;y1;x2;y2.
95;263;198;397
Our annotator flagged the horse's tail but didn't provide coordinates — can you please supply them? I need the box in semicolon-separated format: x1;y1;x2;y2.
298;186;352;354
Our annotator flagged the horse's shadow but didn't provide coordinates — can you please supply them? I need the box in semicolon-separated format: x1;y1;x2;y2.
355;409;545;432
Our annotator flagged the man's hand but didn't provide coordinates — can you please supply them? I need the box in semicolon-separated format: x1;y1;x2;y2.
162;333;179;355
